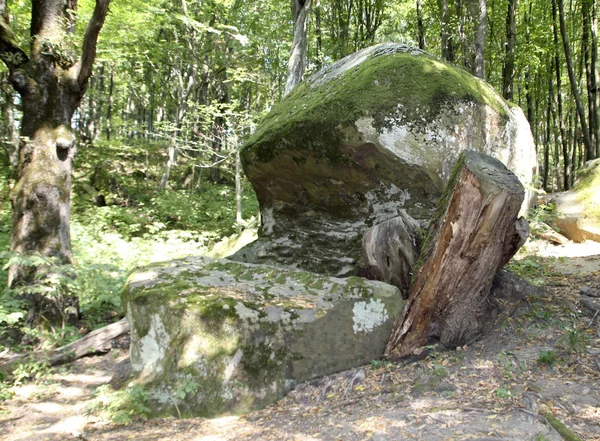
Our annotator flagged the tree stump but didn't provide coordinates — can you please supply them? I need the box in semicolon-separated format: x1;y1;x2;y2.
385;150;529;359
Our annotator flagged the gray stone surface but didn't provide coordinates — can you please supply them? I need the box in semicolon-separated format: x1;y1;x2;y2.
235;43;537;276
123;256;404;417
550;158;600;242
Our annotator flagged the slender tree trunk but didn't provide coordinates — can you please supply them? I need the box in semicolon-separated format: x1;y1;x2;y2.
0;0;111;324
556;0;595;159
456;0;470;70
315;0;323;68
285;0;312;96
502;0;517;101
105;64;114;140
544;67;552;192
417;0;425;50
439;0;455;62
584;0;600;156
592;0;600;157
473;0;487;79
552;12;571;190
235;145;243;233
0;78;18;180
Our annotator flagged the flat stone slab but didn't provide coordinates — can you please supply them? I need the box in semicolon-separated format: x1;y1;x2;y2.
123;256;404;417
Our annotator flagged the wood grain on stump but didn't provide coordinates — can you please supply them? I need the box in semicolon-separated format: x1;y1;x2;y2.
385;150;528;359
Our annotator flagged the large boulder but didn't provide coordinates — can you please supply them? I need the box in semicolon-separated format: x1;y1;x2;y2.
234;43;537;276
123;256;403;417
550;159;600;242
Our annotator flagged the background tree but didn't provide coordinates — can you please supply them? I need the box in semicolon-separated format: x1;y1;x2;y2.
285;0;312;96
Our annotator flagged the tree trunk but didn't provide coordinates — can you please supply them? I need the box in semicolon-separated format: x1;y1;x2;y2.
502;0;517;101
440;0;451;61
556;0;595;160
1;0;111;323
473;0;487;79
417;0;425;50
551;10;571;190
105;64;114;140
456;0;470;70
385;151;528;359
285;0;312;96
235;146;243;233
543;63;552;192
592;0;600;157
315;0;323;68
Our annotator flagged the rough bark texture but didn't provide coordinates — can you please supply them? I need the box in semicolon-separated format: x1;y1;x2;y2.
502;0;516;100
0;0;111;323
385;150;528;359
556;0;595;160
473;0;487;79
284;0;311;96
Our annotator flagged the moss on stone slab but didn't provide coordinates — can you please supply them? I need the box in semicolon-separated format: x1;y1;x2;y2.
243;51;507;167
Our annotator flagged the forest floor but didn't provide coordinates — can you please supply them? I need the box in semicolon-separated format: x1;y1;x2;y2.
1;239;600;441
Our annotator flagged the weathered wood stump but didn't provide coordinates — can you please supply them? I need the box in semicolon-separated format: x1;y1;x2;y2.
385;150;529;359
356;213;421;298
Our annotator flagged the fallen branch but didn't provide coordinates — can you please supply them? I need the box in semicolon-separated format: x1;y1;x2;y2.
0;318;129;372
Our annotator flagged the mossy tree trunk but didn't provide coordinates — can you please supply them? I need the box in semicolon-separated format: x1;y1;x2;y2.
385;151;528;359
0;0;111;324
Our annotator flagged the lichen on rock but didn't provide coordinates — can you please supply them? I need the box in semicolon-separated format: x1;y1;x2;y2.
234;43;537;276
123;256;404;417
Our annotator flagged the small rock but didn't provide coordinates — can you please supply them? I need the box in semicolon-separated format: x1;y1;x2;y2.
372;432;390;441
580;285;600;297
435;382;457;393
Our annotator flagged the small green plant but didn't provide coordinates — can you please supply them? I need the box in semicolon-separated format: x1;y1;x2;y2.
431;363;448;379
537;350;558;367
89;384;152;425
12;360;51;386
371;359;395;370
174;378;200;400
495;386;512;399
498;350;526;380
559;327;589;354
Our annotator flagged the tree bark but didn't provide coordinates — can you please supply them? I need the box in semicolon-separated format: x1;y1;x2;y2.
473;0;487;79
0;0;111;321
551;6;571;190
416;0;425;50
502;0;517;101
385;151;528;359
556;0;595;160
285;0;312;96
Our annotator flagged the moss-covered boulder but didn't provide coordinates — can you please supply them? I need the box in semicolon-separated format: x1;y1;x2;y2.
123;256;403;417
235;43;536;275
551;159;600;242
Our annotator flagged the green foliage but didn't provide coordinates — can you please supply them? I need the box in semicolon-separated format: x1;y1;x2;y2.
370;359;395;370
559;327;590;355
506;256;554;286
89;384;152;425
12;360;51;386
495;386;513;399
537;350;558;367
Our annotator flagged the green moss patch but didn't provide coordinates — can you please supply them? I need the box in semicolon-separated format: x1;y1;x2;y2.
243;51;507;166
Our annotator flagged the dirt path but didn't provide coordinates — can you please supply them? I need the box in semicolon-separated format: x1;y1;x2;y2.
2;241;599;441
